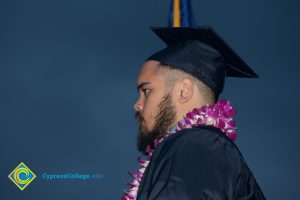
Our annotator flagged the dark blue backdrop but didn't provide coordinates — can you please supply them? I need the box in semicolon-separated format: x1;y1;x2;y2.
0;0;299;199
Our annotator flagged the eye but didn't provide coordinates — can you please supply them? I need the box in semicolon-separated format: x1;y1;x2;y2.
142;88;150;96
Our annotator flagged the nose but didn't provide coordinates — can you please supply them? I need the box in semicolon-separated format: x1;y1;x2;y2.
134;97;143;111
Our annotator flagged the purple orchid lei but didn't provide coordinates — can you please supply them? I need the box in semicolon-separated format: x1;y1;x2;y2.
121;99;237;200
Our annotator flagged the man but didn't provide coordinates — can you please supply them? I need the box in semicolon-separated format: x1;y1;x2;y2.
121;27;266;200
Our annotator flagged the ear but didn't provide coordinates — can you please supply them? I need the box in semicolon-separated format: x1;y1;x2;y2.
176;78;194;104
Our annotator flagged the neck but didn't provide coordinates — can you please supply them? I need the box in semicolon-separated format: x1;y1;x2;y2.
168;99;236;140
175;100;214;127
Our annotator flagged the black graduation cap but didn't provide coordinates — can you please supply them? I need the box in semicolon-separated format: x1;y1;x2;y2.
145;26;258;96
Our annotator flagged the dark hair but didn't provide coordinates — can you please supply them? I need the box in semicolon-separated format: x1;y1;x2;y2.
155;62;217;103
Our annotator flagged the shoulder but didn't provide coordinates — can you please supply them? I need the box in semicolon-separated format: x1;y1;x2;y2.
147;126;245;198
145;126;264;199
156;126;244;169
160;126;240;154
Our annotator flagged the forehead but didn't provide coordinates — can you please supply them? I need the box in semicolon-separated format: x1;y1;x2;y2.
137;60;161;84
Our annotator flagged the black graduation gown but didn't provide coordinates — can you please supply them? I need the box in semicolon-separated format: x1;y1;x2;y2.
136;126;266;200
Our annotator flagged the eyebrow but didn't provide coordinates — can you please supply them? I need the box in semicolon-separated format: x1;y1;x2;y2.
137;82;151;92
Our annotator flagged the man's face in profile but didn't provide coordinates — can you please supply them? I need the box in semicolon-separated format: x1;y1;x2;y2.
134;60;177;155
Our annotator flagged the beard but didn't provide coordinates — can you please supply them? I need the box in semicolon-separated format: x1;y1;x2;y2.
135;93;177;155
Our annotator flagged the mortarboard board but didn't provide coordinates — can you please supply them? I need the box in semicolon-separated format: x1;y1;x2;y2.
145;26;258;96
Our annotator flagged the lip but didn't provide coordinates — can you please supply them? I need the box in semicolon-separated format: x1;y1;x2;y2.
135;112;143;121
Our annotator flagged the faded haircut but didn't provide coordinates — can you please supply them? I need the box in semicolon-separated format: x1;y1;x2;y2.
155;62;217;104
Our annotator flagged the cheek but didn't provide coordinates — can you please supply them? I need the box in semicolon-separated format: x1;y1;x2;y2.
142;96;159;128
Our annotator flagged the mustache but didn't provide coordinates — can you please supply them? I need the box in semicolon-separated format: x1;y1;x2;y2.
135;112;144;122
